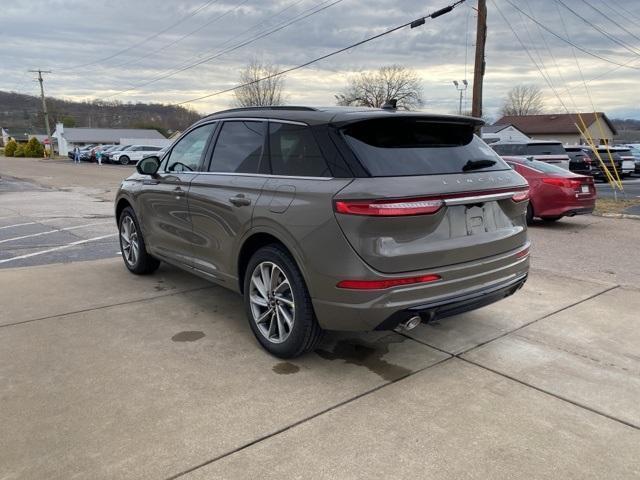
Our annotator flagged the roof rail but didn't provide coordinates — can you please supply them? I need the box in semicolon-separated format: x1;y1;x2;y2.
210;106;318;115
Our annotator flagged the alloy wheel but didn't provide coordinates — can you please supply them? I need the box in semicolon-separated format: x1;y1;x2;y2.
120;215;140;267
249;261;295;344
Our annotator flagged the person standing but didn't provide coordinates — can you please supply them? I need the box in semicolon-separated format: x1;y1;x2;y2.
96;148;102;166
73;146;80;164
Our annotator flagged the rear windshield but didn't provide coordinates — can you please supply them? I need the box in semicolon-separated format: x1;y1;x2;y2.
493;143;566;156
342;118;508;176
521;159;570;174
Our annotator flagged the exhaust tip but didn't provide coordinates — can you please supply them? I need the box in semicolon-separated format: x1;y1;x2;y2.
398;315;422;331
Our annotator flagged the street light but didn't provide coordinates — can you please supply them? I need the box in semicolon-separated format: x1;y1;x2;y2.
452;79;468;115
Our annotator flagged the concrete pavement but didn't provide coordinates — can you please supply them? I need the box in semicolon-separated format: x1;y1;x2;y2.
2;155;639;479
1;259;638;479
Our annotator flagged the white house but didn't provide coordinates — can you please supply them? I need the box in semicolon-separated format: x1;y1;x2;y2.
52;123;166;156
481;124;529;144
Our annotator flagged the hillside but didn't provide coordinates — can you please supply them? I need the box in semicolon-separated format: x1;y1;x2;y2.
0;91;202;136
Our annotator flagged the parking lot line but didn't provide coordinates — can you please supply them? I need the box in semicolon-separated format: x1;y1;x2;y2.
0;222;39;230
0;221;112;244
0;233;118;265
0;218;66;230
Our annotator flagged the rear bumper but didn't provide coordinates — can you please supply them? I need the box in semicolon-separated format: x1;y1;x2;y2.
375;273;527;330
311;244;530;331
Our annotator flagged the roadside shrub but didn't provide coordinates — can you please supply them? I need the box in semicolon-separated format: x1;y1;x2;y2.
24;137;45;157
14;144;25;157
4;139;17;156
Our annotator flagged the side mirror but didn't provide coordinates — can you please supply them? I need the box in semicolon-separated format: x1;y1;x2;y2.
137;156;160;176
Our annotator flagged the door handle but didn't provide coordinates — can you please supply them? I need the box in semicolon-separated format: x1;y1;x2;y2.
173;186;184;200
229;195;251;207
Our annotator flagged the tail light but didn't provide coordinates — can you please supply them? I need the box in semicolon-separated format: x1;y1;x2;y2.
337;274;442;290
334;188;530;216
542;178;581;189
334;198;444;216
511;189;529;202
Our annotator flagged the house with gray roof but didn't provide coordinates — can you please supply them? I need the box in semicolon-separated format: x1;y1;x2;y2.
52;123;166;155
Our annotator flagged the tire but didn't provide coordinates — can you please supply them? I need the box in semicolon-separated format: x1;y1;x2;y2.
243;244;323;358
526;203;534;225
119;155;130;165
118;207;160;275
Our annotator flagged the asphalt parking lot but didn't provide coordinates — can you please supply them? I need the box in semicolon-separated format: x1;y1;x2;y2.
1;156;639;479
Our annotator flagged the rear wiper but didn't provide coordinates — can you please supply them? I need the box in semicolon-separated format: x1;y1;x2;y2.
462;159;497;171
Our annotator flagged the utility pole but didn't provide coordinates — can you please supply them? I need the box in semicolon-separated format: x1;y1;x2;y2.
28;69;54;158
471;0;487;119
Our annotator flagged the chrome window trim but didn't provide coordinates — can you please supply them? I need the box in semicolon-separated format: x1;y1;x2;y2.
194;171;335;181
215;117;307;126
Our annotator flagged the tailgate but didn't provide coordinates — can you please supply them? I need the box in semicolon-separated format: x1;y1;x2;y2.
333;173;528;273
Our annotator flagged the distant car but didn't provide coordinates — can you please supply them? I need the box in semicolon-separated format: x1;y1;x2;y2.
67;144;95;160
490;140;571;170
623;144;640;173
582;146;624;180
104;145;132;163
608;147;636;177
110;145;164;165
563;145;595;176
503;156;595;223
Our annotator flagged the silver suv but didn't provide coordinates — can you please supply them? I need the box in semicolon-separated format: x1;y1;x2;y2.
115;106;530;358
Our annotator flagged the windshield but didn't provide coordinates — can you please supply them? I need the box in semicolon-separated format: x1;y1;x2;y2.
342;118;509;176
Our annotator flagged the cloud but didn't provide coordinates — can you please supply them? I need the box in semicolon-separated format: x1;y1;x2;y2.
1;0;639;119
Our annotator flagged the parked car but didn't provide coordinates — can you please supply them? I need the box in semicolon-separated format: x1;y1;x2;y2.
67;144;95;160
89;144;116;162
110;145;164;165
608;147;636;177
563;145;595;175
623;143;640;173
104;145;132;163
502;156;595;223
490;140;571;170
582;146;623;180
115;106;530;357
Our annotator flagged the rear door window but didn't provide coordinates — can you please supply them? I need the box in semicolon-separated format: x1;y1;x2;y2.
268;122;330;177
342;118;509;176
209;121;266;173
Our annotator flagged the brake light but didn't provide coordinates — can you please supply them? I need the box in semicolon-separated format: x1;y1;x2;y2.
511;189;529;202
334;198;443;216
542;178;581;189
516;246;530;258
337;274;442;290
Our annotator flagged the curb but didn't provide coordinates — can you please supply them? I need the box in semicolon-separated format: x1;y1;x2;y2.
592;212;640;220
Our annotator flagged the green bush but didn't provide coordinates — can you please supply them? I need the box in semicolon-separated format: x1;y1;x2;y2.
4;139;17;156
14;144;25;157
24;137;45;157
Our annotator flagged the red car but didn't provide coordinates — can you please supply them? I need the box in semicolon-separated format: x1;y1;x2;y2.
502;156;596;223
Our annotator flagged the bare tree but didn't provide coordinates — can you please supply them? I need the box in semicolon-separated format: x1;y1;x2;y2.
501;85;544;116
233;60;286;107
335;65;423;110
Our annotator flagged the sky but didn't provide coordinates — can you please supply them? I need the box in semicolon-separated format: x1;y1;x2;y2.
2;0;640;121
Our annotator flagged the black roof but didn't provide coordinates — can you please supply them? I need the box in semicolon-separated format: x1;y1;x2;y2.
200;106;484;127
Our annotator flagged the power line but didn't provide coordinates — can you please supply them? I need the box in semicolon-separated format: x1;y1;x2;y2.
66;0;222;69
554;0;640;58
176;0;467;105
501;0;640;70
112;0;251;69
99;0;344;100
577;0;640;45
